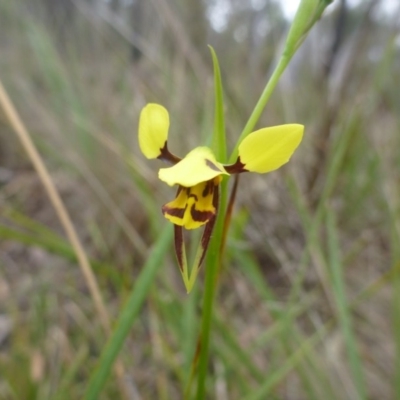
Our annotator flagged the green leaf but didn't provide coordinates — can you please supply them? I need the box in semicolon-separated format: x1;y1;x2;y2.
209;46;227;163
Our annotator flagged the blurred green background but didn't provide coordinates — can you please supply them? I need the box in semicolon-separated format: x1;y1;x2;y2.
0;0;400;399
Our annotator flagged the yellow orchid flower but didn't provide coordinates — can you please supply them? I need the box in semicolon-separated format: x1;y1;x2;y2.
138;103;304;291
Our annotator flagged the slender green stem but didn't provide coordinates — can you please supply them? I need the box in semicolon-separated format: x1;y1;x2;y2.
195;264;218;399
229;54;290;163
195;181;228;399
192;47;229;398
229;0;332;164
193;5;329;393
193;27;301;399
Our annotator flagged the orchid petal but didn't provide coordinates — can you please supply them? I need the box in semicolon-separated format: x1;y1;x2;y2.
159;147;228;187
138;103;169;159
238;124;304;173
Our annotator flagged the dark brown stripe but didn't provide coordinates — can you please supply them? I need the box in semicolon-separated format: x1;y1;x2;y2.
162;205;186;219
190;205;214;223
174;225;184;272
205;159;223;172
202;181;214;198
224;156;248;174
157;142;182;165
198;187;219;267
188;194;198;202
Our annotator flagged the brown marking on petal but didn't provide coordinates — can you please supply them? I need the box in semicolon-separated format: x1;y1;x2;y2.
174;225;184;272
185;188;199;202
188;194;198;202
162;205;186;219
211;180;219;210
190;205;215;223
157;142;182;164
224;156;248;174
202;181;214;197
197;217;215;268
162;186;186;219
196;186;219;268
205;159;224;172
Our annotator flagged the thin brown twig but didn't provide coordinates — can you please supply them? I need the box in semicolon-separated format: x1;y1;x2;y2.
0;79;129;399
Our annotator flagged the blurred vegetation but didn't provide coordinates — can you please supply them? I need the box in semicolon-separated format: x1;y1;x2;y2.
0;0;400;399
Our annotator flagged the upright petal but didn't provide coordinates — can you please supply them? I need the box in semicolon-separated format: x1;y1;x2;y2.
159;147;229;187
138;103;170;159
238;124;304;173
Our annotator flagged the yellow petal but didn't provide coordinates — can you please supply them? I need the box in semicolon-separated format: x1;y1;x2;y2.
159;147;228;187
162;182;216;229
238;124;304;173
162;187;189;226
138;103;169;159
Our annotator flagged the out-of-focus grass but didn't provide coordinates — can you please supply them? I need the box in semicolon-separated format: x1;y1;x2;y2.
0;0;399;399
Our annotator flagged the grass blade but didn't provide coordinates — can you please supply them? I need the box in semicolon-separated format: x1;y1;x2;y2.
84;225;173;400
326;210;367;399
209;45;227;162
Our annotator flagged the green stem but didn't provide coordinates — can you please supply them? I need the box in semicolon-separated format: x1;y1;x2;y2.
195;260;218;399
195;181;228;399
228;0;333;163
192;46;229;398
194;35;295;400
229;54;290;163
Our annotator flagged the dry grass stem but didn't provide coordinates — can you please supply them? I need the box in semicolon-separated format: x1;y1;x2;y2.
0;79;129;399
